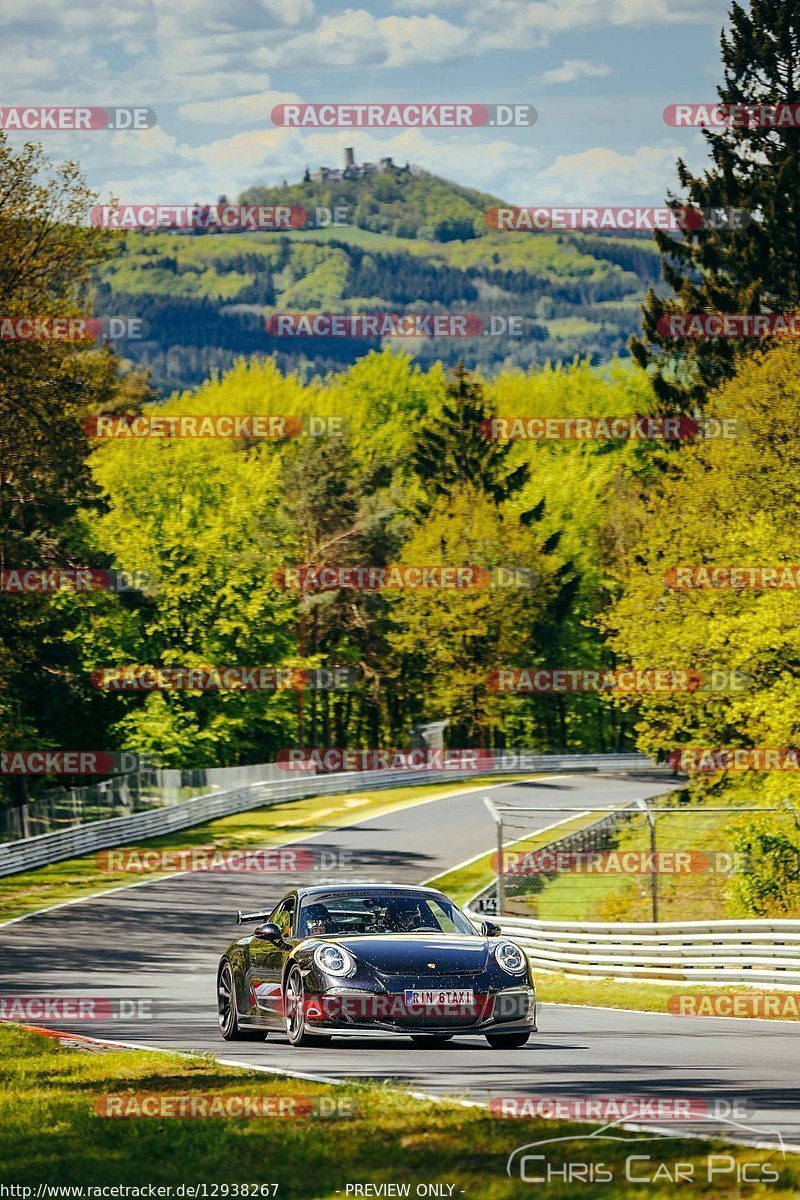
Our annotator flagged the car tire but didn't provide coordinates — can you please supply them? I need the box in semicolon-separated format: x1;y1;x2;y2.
218;962;252;1041
485;1031;531;1048
410;1035;454;1046
284;967;332;1047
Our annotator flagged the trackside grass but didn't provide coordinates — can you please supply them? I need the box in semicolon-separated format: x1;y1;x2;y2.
0;1025;795;1197
537;972;800;1021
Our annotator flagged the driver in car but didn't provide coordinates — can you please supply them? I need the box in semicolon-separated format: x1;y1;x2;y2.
385;900;432;932
301;902;335;936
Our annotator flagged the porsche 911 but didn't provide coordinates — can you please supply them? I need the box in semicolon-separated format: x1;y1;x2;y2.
217;883;537;1047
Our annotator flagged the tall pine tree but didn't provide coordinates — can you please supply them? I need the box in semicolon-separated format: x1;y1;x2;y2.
412;365;529;505
633;0;800;412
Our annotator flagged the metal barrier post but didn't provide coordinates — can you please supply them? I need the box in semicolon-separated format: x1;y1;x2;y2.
648;809;658;923
496;807;506;915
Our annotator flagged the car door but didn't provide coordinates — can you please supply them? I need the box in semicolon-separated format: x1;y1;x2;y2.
246;896;296;1027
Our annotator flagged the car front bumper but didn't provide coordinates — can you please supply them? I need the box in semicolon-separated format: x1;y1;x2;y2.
302;986;537;1035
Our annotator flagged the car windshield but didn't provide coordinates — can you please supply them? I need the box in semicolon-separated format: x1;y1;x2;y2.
297;892;476;938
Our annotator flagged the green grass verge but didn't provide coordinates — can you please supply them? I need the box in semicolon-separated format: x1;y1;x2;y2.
0;1025;795;1196
0;776;531;926
526;794;761;923
536;971;800;1021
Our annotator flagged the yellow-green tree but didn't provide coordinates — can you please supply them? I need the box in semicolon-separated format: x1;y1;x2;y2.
606;339;800;809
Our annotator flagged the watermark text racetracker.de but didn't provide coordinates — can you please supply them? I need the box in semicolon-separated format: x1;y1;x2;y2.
264;314;524;338
668;747;800;771
0;106;156;130
271;102;536;127
273;565;537;591
83;415;345;440
95;1094;353;1119
1;751;138;775
665;565;800;589
0;317;146;341
0;996;157;1021
492;848;744;876
665;102;800;127
668;992;800;1017
0;568;151;592
492;1095;754;1121
276;748;543;772
298;994;502;1021
487;667;752;693
90;204;309;231
482;416;739;441
658;313;800;337
95;846;355;873
91;666;356;691
486;206;751;232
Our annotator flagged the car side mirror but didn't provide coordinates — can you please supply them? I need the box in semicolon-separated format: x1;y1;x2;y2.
481;920;502;937
254;922;285;944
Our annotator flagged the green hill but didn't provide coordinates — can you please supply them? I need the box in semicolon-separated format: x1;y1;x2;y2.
240;162;499;241
92;165;662;395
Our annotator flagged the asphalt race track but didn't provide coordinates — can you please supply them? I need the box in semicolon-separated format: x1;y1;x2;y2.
1;774;797;1152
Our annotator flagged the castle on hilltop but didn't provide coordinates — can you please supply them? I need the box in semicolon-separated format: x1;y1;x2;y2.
308;147;419;184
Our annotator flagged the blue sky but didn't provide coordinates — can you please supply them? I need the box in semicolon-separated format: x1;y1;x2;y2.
0;0;732;206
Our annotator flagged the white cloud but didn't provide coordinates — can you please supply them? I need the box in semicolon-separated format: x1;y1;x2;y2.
0;0;151;39
0;0;723;133
153;0;314;38
393;0;718;46
178;90;302;124
257;8;470;68
535;59;611;84
0;0;315;109
0;40;114;93
379;14;468;66
534;143;683;203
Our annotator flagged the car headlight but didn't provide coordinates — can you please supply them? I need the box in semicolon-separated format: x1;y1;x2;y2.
313;943;356;978
493;941;527;974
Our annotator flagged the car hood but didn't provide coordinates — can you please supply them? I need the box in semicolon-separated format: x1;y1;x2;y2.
331;934;490;975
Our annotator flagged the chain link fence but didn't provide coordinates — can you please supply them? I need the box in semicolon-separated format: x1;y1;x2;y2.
0;761;288;842
474;796;800;923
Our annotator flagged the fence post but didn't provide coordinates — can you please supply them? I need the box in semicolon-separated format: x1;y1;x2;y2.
497;811;505;916
648;807;658;923
635;798;658;922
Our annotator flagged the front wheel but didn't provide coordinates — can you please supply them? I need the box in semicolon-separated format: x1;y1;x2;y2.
284;968;332;1046
410;1035;454;1046
485;1031;530;1048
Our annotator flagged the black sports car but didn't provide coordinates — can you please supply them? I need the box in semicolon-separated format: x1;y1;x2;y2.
217;883;536;1047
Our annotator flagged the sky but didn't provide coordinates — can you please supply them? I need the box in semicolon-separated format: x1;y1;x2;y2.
0;0;733;207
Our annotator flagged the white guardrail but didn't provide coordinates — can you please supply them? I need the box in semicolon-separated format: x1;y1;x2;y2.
0;752;662;878
469;913;800;986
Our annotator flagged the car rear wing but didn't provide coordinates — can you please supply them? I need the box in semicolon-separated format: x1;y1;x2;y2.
237;909;273;925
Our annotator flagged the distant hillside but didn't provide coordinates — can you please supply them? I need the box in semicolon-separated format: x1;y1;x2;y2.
240;161;498;242
92;165;663;395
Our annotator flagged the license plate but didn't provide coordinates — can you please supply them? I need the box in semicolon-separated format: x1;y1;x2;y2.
404;989;475;1006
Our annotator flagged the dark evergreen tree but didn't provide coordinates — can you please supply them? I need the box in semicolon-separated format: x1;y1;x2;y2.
412;366;529;506
632;0;800;412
